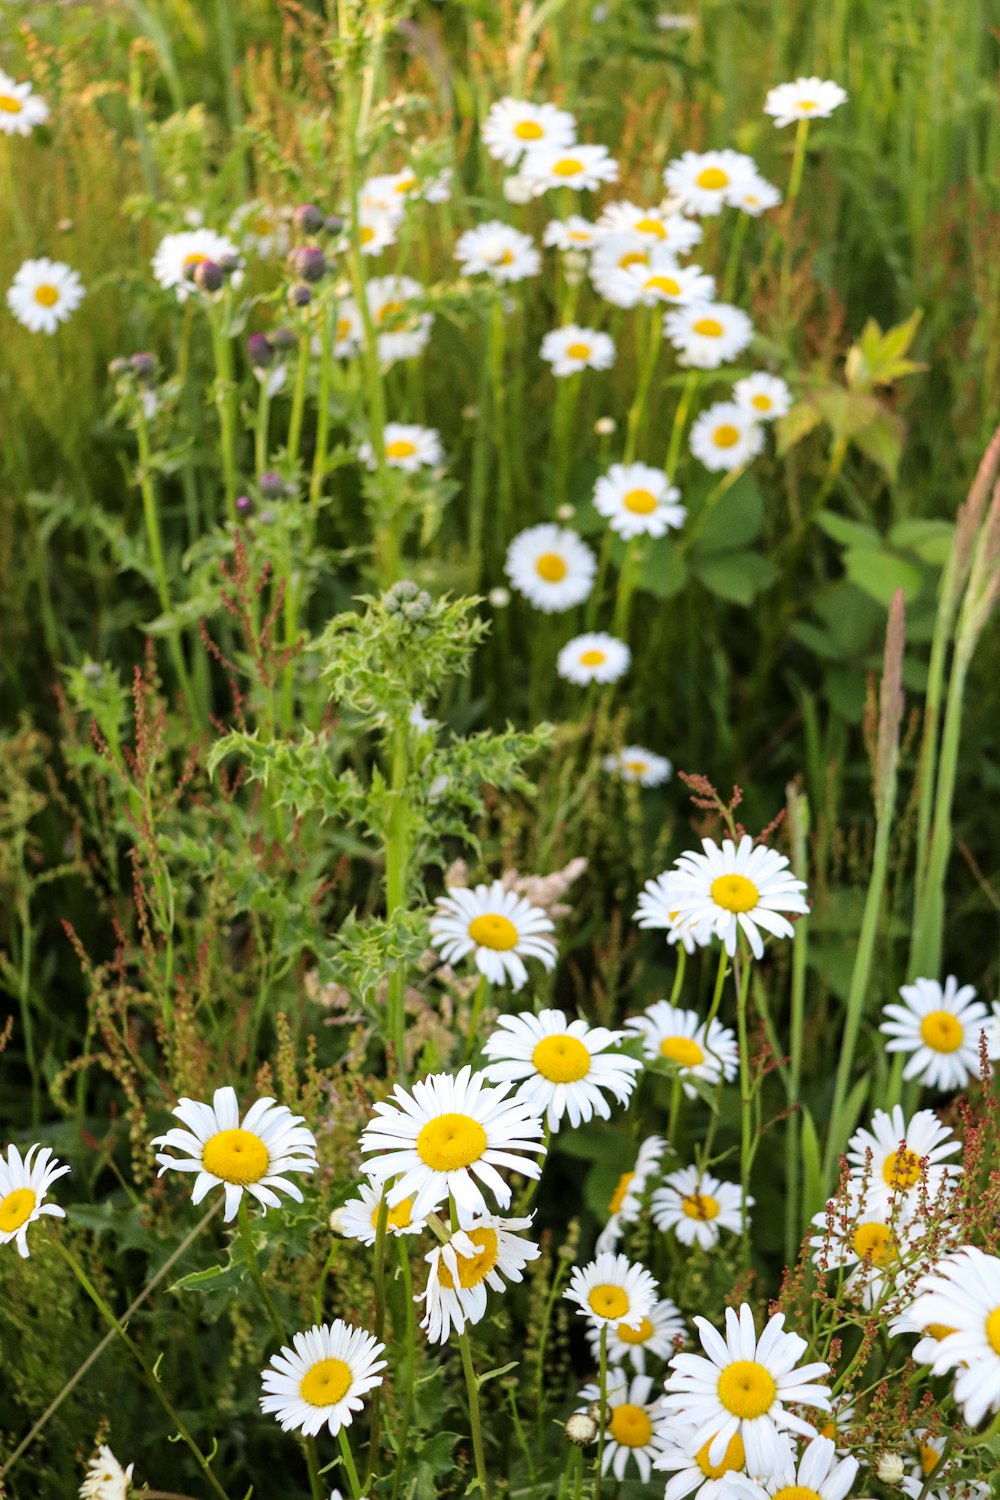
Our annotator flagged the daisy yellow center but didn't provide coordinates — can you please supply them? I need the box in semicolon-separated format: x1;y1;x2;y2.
820;1421;837;1439
532;1033;591;1083
437;1227;499;1290
919;1010;964;1053
201;1128;269;1185
923;1323;957;1340
417;1112;488;1171
565;342;592;359
682;1191;720;1220
377;299;405;323
370;1196;415;1232
535;551;568;582
514;120;544;140
182;252;208;268
660;1035;704;1067
693;317;724;337
610;1403;653;1447
0;1187;37;1232
33;284;59;307
771;1488;822;1500
394;176;416;193
696;167;729;190
588;1283;629;1319
386;439;418;459
580;649;606;666
717;1360;776;1419
986;1307;1000;1356
569;230;591;241
623;487;657;514
552;157;584;177
797;100;819;111
300;1357;352;1407
920;1444;940;1476
634;217;666;237
498;249;514;265
624;759;649;775
0;95;24;114
618;1315;653;1345
467;913;519;950
710;873;759;912
712;425;741;449
883;1146;921;1190
696;1434;746;1479
609;1171;634;1214
851;1221;895;1266
645;275;682;297
360;225;375;244
338;318;353;338
251;215;274;234
751;393;773;411
619;250;648;269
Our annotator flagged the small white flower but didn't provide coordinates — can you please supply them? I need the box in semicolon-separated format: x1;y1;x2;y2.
663;834;808;960
337;1180;426;1246
809;1183;919;1309
880;975;998;1092
626;1000;738;1096
593;462;686;539
358;422;443;472
332;298;363;358
602;746;673;787
409;701;437;733
690;403;766;472
665;302;754;369
357;205;398;257
455;221;541;282
228;201;292;259
656;1421;754;1500
419;1214;540;1342
732;176;783;216
151;228;242;303
260;1319;386;1438
429;881;557;991
845;1105;962;1208
482;97;577;167
366;275;433;364
564;1251;658;1330
503;173;536;205
480;1008;642;1131
740;1434;859;1500
519;142;619;196
0;1143;69;1258
586;1296;686;1373
7;258;84;334
596;1136;666;1253
0;70;49;136
763;78;848;129
652;1166;749;1250
541;324;616;377
79;1445;134;1500
557;632;631;686
633;871;713;954
733;374;792;421
577;1371;674;1481
663;150;758;216
504;523;596;613
544;215;599;251
595;201;703;254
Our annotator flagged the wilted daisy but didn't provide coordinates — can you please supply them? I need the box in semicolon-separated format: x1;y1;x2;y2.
594;462;686;539
418;1213;540;1342
541;324;616;376
656;1422;753;1500
633;871;713;954
741;1435;859;1500
879;975;997;1091
151;1086;318;1222
520;142;619;195
845;1105;962;1206
358;423;442;472
366;275;432;363
229;200;291;259
577;1371;674;1480
901;1246;1000;1427
480;1008;641;1130
733;374;792;421
7;258;84;335
665;303;754;369
455;221;540;282
504;523;596;612
663;150;757;216
602;746;673;787
626;1001;739;1096
652;1166;749;1250
0;1143;70;1258
596;201;703;254
557;632;630;686
151;228;242;302
597;1135;666;1253
260;1320;386;1438
764;78;848;129
690;404;766;472
587;1295;686;1373
482;97;577;167
663;835;808;959
360;1065;545;1220
336;1180;426;1246
663;1303;831;1477
429;881;557;990
810;1184;918;1308
0;71;49;136
732;176;783;216
79;1445;134;1500
544;215;600;251
565;1251;658;1329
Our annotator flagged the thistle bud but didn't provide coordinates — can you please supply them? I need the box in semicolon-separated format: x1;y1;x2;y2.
288;283;313;309
129;352;157;381
192;259;223;293
288;245;326;283
236;494;253;517
246;333;274;370
294;203;325;236
259;471;285;500
324;214;346;236
271;325;297;352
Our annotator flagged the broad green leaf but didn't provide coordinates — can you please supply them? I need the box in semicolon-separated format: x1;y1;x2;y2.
851;409;905;479
776;401;822;454
690;472;764;555
638;540;688;599
843;547;923;605
694;551;779;605
889;517;954;565
816;511;881;550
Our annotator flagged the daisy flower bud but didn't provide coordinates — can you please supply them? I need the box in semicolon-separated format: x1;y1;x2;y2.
594;416;616;435
565;1411;598;1446
876;1453;906;1485
324;213;346;235
488;587;510;607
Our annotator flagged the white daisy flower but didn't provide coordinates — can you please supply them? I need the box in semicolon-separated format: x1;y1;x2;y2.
665;302;754;369
366;275;433;364
633;871;714;954
809;1183;919;1308
0;1143;69;1258
880;975;998;1092
656;1421;754;1500
626;1000;739;1096
359;1064;546;1220
732;176;783;216
7;258;84;335
455;220;541;282
0;71;49;136
540;324;616;377
564;1251;658;1330
336;1180;426;1246
652;1166;749;1250
739;1434;859;1500
544;215;599;251
482;97;577;167
151;229;242;303
358;422;443;472
901;1478;988;1500
844;1105;962;1206
356;205;398;257
593;462;686;540
359;169;427;220
418;1213;540;1342
887;1307;962;1367
813;1394;858;1453
260;1319;386;1438
576;1371;674;1481
763;78;848;130
899;1246;1000;1427
428;880;558;990
593;243;714;310
663;150;758;216
690;404;766;471
662;834;808;959
596;1135;667;1253
228;200;291;259
480;1008;642;1131
151;1086;318;1223
602;746;673;787
907;1429;947;1485
519;142;619;195
79;1445;134;1500
733;374;792;421
663;1303;831;1478
557;632;630;686
504;523;596;613
596;201;704;253
586;1296;686;1373
333;298;363;359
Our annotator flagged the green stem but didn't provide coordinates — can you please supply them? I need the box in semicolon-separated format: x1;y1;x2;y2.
287;330;311;468
254;379;271;480
236;1196;284;1342
385;720;411;1079
779;118;811;327
911;643;971;978
135;400;198;723
734;946;754;1262
208;300;239;526
365;1193;390;1490
490;295;513;528
595;1324;608;1500
464;974;490;1064
309;302;334;511
304;1439;324;1500
389;1240;417;1500
338;1427;363;1500
624;305;664;463
785;789;810;1263
664;370;700;479
667;944;687;1007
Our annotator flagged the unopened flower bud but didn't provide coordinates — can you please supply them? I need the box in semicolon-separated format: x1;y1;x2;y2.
271;325;297;351
875;1453;905;1485
82;661;104;681
259;471;285;500
288;283;313;309
586;1401;608;1426
487;587;510;608
556;504;575;521
217;253;242;277
324;213;346;236
294;203;325;236
461;405;479;421
192;259;223;292
288;245;326;283
129;352;157;381
236;494;253;517
564;1411;598;1447
108;357;129;376
594;416;616;436
247;333;274;369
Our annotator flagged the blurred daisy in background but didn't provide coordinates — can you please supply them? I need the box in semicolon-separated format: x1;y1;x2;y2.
596;1135;666;1252
662;834;808;958
665;303;754;368
602;746;673;787
356;205;398;257
151;228;242;302
480;1008;641;1130
260;1320;386;1438
764;77;848;128
656;1422;753;1500
880;975;998;1091
336;1180;426;1246
652;1166;749;1250
79;1444;134;1500
576;1371;674;1480
419;1213;540;1342
544;215;599;251
557;632;631;685
809;1183;918;1307
0;71;49;135
504;523;596;612
732;176;783;216
663;149;757;215
429;881;557;990
593;462;686;539
7;258;84;334
455;221;541;282
520;142;619;195
595;249;715;310
627;1001;738;1095
0;1143;70;1258
596;201;703;253
733;373;792;421
359;422;442;472
689;403;765;471
229;200;291;259
587;1295;686;1373
366;275;433;363
541;324;616;376
482;97;577;166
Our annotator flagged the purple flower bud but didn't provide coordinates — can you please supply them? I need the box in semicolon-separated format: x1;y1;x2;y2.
287;282;313;309
247;333;274;370
324;213;345;236
236;494;253;517
108;357;129;376
288;245;326;283
130;352;157;380
271;325;296;351
259;472;284;500
192;259;224;292
294;203;325;235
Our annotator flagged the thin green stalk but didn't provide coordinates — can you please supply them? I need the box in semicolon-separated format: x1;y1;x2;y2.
135;400;198;722
254;379;271;480
623;305;664;463
668;945;687;1007
338;1428;363;1500
550;373;581;512
733;946;754;1261
911;643;971;978
778;118;811;325
304;1440;324;1500
389;1240;417;1500
595;1324;608;1500
385;720;411;1080
784;788;810;1265
664;370;700;479
236;1197;284;1341
286;330;311;467
721;211;750;303
457;1329;490;1500
464;974;490;1063
705;943;729;1031
365;1194;390;1490
309;302;334;510
681;466;746;553
468;308;495;581
490;295;513;527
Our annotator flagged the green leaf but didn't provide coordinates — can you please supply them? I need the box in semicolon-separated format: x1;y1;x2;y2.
799;1106;824;1226
776;401;822;454
851;409;905;480
815;511;881;551
478;1361;519;1388
694;552;779;605
889;517;955;565
689;472;764;555
843;547;923;605
637;540;688;599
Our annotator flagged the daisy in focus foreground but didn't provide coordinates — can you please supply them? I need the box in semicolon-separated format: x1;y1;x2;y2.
480;1008;642;1130
663;834;808;959
7;259;84;334
565;1250;658;1330
880;975;998;1091
429;879;557;989
0;1143;70;1258
260;1319;386;1438
902;1246;1000;1427
576;1370;674;1480
419;1213;540;1342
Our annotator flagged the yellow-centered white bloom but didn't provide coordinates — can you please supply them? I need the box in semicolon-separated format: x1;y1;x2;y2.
577;1371;675;1481
0;71;49;135
844;1105;962;1209
366;275;433;363
541;324;616;376
79;1445;134;1500
544;215;600;251
596;1135;666;1253
359;1064;546;1220
880;975;998;1092
429;880;558;990
260;1319;386;1438
519;142;619;195
735;1434;859;1500
665;303;754;369
602;746;673;787
900;1477;988;1500
899;1246;1000;1427
593;462;686;539
626;1001;738;1096
593;244;715;309
480;1008;642;1130
336;1180;426;1246
587;1295;686;1373
151;1086;318;1222
690;404;766;471
7;258;85;334
564;1251;658;1330
0;1143;69;1258
656;1421;754;1500
418;1213;540;1342
455;221;541;282
151;229;242;302
596;200;704;254
557;632;630;686
332;298;363;358
663;1303;831;1478
228;200;292;259
733;374;792;421
504;523;597;612
809;1183;920;1308
662;834;808;958
633;871;713;954
732;175;783;216
652;1166;750;1250
482;97;577;167
356;205;398;257
358;422;443;472
663;150;758;216
763;78;848;129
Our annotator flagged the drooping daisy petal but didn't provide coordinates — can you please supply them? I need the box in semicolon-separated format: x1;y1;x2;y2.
418;1213;540;1342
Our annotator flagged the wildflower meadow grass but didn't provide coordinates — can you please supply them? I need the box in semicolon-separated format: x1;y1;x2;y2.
2;2;1000;1498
